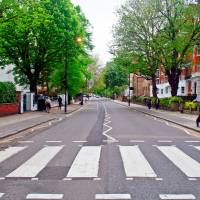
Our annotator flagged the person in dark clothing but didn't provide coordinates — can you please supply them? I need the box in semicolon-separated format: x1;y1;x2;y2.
147;98;152;110
155;97;160;110
58;96;62;110
196;114;200;127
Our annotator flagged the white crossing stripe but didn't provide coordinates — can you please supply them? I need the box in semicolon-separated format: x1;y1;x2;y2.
0;146;27;163
95;194;131;199
0;193;4;198
185;141;200;143
157;146;200;177
67;146;101;178
193;146;200;151
7;146;63;178
119;146;157;177
26;194;63;199
159;194;196;199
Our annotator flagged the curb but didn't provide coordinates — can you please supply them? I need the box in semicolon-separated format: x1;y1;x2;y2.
0;118;56;140
0;104;86;141
113;100;200;133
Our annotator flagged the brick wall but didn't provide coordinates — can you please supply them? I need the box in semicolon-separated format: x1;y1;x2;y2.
0;103;19;117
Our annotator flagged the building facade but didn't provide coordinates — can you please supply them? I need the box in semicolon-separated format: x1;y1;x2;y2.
150;46;200;99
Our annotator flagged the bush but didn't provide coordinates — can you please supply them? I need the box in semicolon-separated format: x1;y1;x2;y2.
0;82;16;103
184;101;198;111
169;96;183;104
160;98;170;108
136;96;146;103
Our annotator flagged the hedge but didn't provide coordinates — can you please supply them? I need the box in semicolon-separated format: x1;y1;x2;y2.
0;82;16;103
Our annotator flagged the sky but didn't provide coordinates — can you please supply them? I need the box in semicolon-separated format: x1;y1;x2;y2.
72;0;125;66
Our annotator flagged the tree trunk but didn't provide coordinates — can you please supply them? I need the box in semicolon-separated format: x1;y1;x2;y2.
166;67;181;97
151;74;157;98
30;81;37;95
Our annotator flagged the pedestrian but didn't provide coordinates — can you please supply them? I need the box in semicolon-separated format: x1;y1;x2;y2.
45;98;51;113
144;98;147;105
196;113;200;127
58;96;62;110
155;97;160;110
147;98;152;110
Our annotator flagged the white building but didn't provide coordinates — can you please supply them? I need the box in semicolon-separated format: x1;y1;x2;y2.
0;65;29;92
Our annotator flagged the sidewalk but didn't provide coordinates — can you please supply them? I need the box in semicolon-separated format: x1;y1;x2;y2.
113;100;200;133
0;103;82;139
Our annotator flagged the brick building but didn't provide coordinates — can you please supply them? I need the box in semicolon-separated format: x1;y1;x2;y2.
150;46;200;99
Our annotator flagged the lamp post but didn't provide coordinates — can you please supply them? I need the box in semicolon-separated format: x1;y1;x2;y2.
64;54;67;113
63;36;83;113
128;73;131;106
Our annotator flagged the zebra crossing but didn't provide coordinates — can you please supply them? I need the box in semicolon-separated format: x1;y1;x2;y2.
0;145;200;180
0;193;198;200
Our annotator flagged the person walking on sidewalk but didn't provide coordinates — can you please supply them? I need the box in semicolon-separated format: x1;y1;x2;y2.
155;97;160;110
45;98;51;113
196;113;200;127
58;96;62;110
147;98;152;110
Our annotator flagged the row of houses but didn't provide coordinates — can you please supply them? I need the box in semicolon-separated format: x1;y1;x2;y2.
127;46;200;100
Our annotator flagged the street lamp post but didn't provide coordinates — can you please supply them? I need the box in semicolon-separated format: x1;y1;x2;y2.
64;55;67;113
63;36;83;113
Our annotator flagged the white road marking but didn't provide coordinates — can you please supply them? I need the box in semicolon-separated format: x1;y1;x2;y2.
72;141;87;143
193;146;200;151
63;178;72;181
159;194;196;199
93;177;101;180
183;129;193;136
0;146;27;163
129;140;144;143
7;146;63;178
26;194;63;199
188;178;197;181
0;193;4;198
67;146;101;178
102;102;118;142
18;141;34;144
0;177;5;180
31;178;39;181
156;178;163;181
157;146;200;177
119;146;157;177
126;178;133;180
157;140;172;143
165;122;169;126
185;141;200;143
46;141;62;143
95;194;131;199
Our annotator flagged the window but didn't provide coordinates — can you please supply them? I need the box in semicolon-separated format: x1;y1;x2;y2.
181;87;185;94
157;88;159;94
165;87;168;94
161;89;163;94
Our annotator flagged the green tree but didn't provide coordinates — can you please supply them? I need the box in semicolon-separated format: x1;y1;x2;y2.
154;0;200;96
0;0;93;96
112;0;162;97
104;61;128;95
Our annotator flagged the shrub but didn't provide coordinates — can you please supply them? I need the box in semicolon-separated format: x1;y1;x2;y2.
136;96;145;103
184;101;197;111
0;82;16;103
160;98;170;108
169;96;183;104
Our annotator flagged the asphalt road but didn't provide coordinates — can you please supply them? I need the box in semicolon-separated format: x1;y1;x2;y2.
0;100;200;200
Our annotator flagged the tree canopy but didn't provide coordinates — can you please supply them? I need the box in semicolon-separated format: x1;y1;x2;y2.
112;0;200;97
0;0;93;97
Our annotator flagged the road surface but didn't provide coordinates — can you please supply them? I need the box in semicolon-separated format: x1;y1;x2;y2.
0;100;200;200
